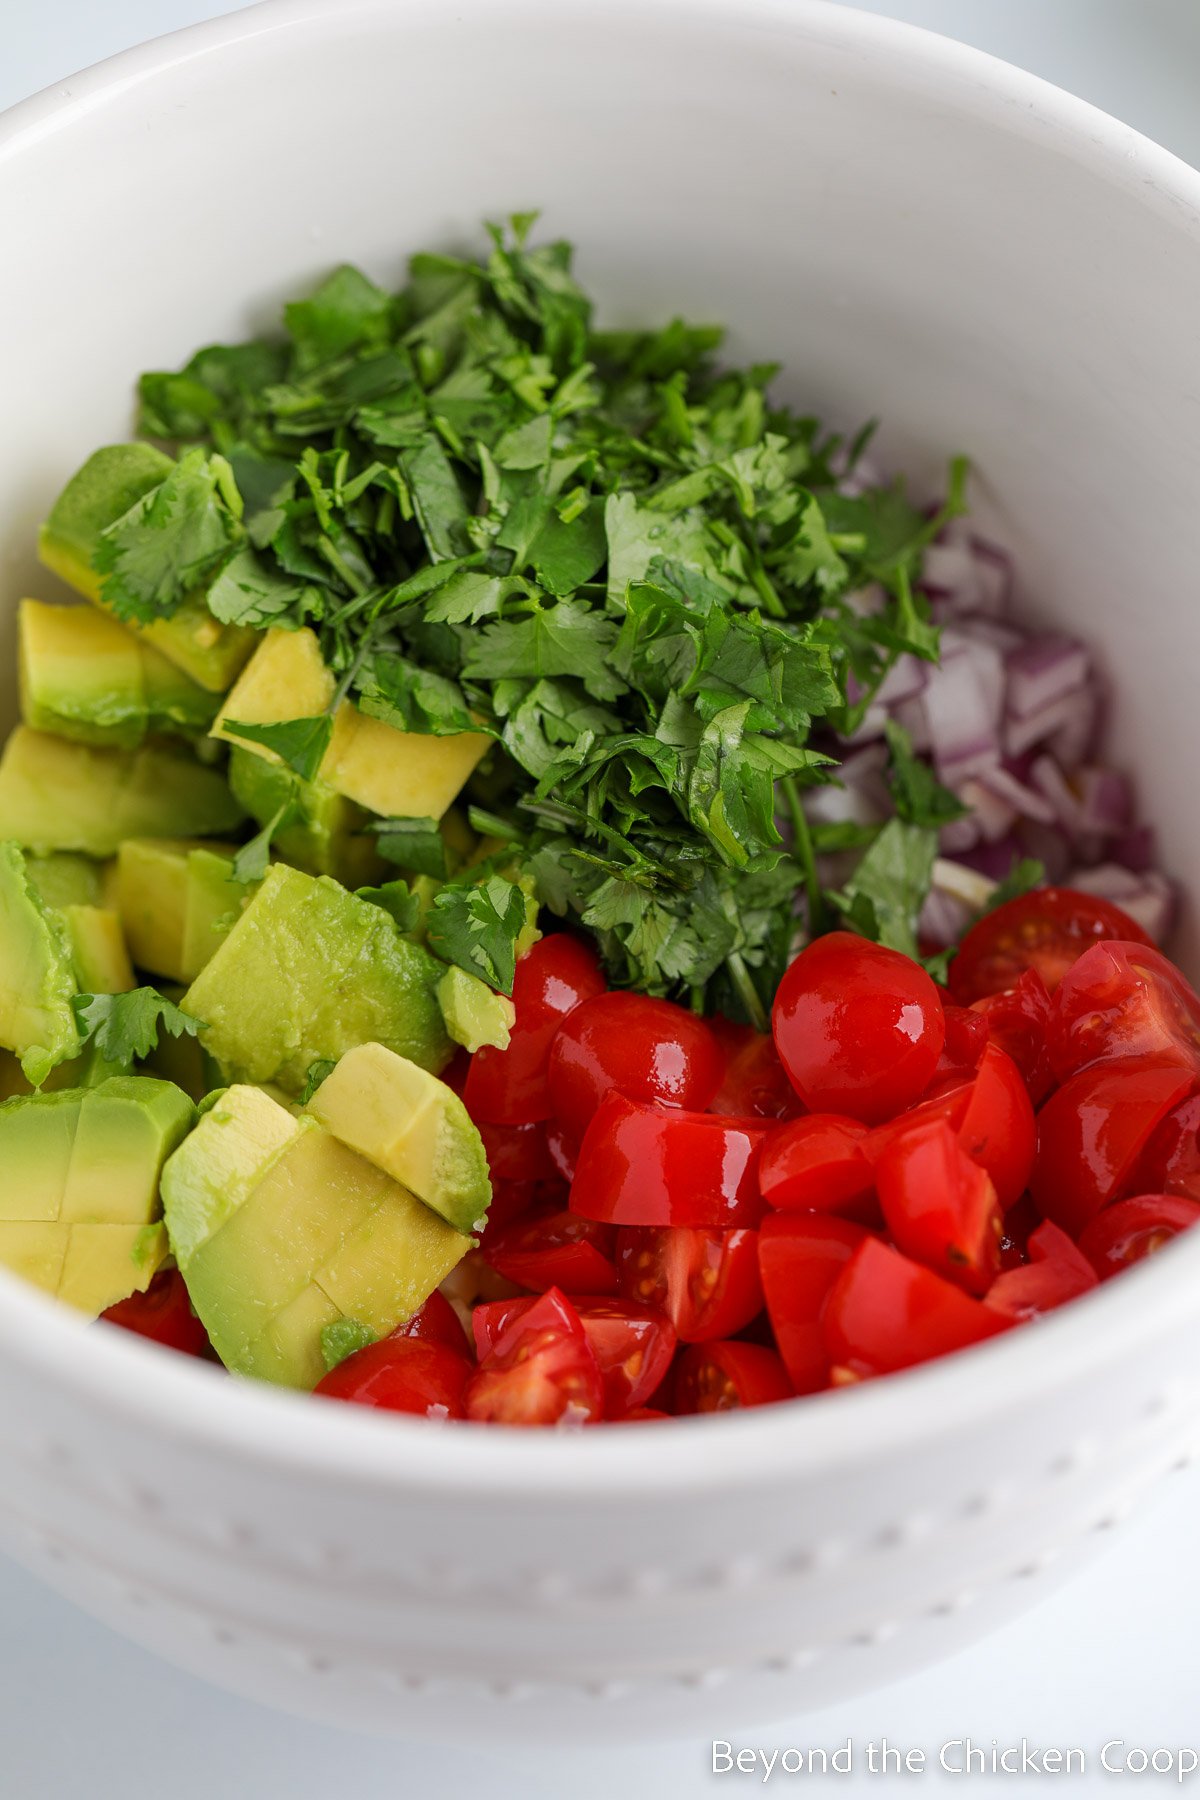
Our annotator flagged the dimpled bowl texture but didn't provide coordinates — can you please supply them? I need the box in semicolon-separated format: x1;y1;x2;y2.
1;0;1199;1746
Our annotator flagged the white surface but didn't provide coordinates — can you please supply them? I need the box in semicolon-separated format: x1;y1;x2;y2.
3;1;1200;1792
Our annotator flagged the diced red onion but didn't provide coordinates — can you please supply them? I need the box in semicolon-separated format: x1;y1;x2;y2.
1029;755;1085;836
875;653;927;709
1077;766;1132;837
1006;635;1090;718
1065;865;1175;943
1005;687;1096;759
973;765;1056;827
955;777;1018;844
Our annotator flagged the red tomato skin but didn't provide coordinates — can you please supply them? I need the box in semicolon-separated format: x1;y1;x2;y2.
545;1118;579;1183
571;1297;677;1416
673;1340;794;1413
709;1019;805;1120
547;993;722;1138
1078;1194;1200;1278
970;968;1055;1104
463;936;606;1124
1049;940;1200;1085
314;1338;472;1417
1030;1058;1197;1237
758;1114;875;1218
772;933;946;1125
607;1407;671;1422
464;1288;604;1426
984;1219;1098;1320
824;1237;1011;1377
1131;1093;1200;1200
100;1270;211;1358
483;1207;619;1296
477;1118;557;1184
937;1003;990;1080
757;1213;867;1393
949;887;1152;1005
616;1225;763;1343
866;1044;1035;1213
569;1093;768;1228
875;1117;1002;1295
390;1288;471;1355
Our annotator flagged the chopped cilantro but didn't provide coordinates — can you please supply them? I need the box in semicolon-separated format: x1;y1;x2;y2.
319;1318;379;1372
71;988;205;1065
298;1058;337;1106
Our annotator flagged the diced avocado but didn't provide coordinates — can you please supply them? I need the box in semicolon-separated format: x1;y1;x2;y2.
38;445;255;692
19;599;218;748
437;965;515;1054
0;726;245;858
0;1076;194;1314
214;626;490;819
306;1042;491;1235
115;838;243;984
227;747;384;886
182;863;452;1094
60;904;135;995
0;841;81;1082
163;1084;470;1387
23;852;109;911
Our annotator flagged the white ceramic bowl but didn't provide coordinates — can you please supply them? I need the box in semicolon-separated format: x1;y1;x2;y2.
2;0;1200;1746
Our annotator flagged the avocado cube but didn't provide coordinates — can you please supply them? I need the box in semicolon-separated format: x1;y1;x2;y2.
23;852;110;911
162;1085;471;1387
0;1076;194;1314
38;445;255;692
437;965;515;1054
59;904;135;996
19;599;218;749
0;840;81;1081
214;625;490;819
305;1042;491;1235
227;747;383;887
0;726;245;859
115;838;243;984
182;863;452;1095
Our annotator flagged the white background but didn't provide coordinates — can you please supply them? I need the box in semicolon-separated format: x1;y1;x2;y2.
5;4;1200;1795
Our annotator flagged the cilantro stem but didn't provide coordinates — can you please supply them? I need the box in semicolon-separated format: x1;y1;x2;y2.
317;535;369;595
782;774;824;934
725;950;768;1034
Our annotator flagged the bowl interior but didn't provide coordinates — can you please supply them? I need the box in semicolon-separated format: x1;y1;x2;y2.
1;0;1200;1474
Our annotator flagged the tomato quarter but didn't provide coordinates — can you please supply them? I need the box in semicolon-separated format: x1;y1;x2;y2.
547;992;722;1136
483;1206;619;1295
569;1093;768;1228
758;1213;867;1393
314;1337;472;1418
984;1220;1098;1320
673;1341;793;1413
875;1117;1003;1295
824;1237;1010;1377
615;1225;763;1342
463;936;606;1124
969;967;1055;1104
1078;1194;1200;1279
465;1288;604;1426
758;1113;876;1219
949;886;1151;1004
1049;940;1200;1083
100;1270;211;1358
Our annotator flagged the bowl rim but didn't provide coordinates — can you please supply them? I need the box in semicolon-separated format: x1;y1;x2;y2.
3;0;1200;1500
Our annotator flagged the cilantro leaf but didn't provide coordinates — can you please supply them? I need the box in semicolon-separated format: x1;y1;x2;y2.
356;879;425;933
368;817;448;879
71;988;205;1065
884;719;967;827
831;819;939;961
984;856;1046;913
284;265;394;370
426;876;528;996
93;449;241;623
221;716;333;784
299;1058;337;1106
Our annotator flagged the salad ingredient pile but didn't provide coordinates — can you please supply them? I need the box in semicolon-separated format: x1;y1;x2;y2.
0;218;1189;1424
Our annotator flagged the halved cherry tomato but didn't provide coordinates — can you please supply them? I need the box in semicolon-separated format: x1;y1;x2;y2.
937;1003;990;1079
545;1118;578;1183
772;932;945;1124
463;936;606;1124
758;1114;875;1218
483;1206;619;1295
757;1213;867;1393
673;1340;793;1412
709;1019;804;1120
1049;940;1200;1084
875;1117;1002;1295
100;1270;211;1358
314;1337;472;1418
823;1237;1010;1377
464;1288;603;1426
969;967;1054;1104
949;886;1151;1004
866;1043;1035;1212
477;1118;557;1183
569;1093;768;1228
616;1225;763;1342
1078;1194;1200;1278
1030;1056;1196;1236
984;1220;1098;1320
547;992;722;1137
391;1288;471;1355
1131;1092;1200;1200
572;1298;677;1416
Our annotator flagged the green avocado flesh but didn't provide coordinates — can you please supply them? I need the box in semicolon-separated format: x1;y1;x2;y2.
305;1042;491;1236
38;445;254;692
162;1084;470;1388
0;840;83;1082
19;599;218;748
0;1076;194;1314
115;838;244;985
0;726;245;858
182;863;452;1094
